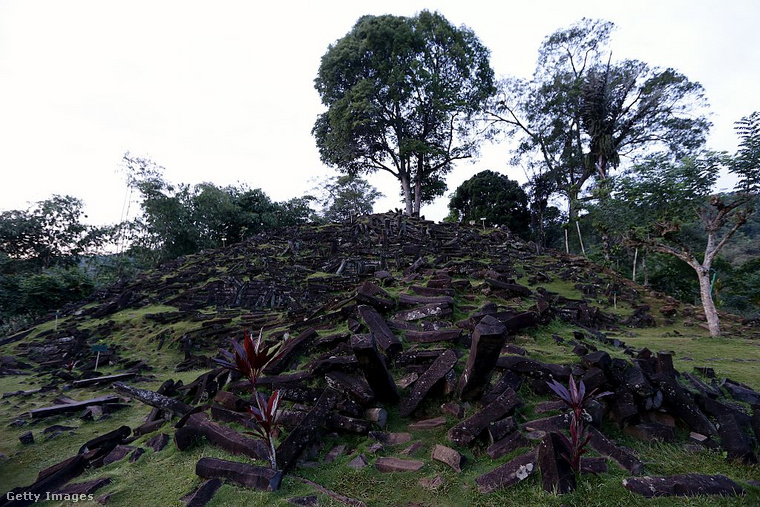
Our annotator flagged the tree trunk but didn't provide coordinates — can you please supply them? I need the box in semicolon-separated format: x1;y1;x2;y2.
696;265;721;337
576;221;586;257
400;175;413;216
632;248;638;283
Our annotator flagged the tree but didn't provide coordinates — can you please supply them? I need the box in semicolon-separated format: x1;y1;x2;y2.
316;175;383;222
600;113;759;336
0;195;108;269
490;19;710;254
447;170;530;237
313;10;496;216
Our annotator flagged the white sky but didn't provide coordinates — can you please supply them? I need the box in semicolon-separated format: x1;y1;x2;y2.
1;0;758;225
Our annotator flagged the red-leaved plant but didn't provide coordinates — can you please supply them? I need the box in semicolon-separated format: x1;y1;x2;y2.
247;390;282;470
546;375;612;473
214;329;286;470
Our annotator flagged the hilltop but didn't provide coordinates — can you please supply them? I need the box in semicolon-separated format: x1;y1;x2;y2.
0;213;758;506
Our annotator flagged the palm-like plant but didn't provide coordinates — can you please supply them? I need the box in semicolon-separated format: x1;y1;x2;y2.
546;375;611;473
215;329;287;470
214;329;284;389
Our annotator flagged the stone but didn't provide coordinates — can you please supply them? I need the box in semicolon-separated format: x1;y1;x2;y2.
580;457;608;475
588;427;644;475
357;305;402;357
129;448;145;463
408;416;447;430
368;431;412;446
447;388;521;446
399;349;458;417
458;315;508;401
419;475;444;491
185;479;222;507
404;329;462;343
175;413;268;461
364;407;387;428
357;281;395;311
147;433;170;452
623;474;745;498
351;333;399;403
29;394;122;419
538;432;576;494
277;388;341;473
56;477;112;496
325;371;375;405
440;402;464;419
649;373;717;436
487;431;530;460
324;444;345;463
264;327;318;375
102;445;136;466
487;416;517;444
196;457;283;491
717;414;757;464
623;423;675;443
347;454;369;470
375;457;424;473
326;413;370;435
19;431;34;445
475;449;537;494
393;303;452;322
401;441;424;455
431;444;463;472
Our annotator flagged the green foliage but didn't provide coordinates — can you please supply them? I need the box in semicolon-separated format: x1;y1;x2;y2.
316;174;383;222
447;170;530;238
121;153;317;264
313;10;496;215
494;18;710;245
0;194;110;269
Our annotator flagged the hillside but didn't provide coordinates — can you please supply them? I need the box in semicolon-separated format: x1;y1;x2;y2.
1;213;758;506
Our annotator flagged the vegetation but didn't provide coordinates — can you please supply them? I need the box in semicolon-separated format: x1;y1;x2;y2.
313;10;496;216
447;170;530;238
315;175;383;223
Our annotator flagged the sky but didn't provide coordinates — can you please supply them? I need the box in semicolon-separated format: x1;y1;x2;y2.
1;0;758;226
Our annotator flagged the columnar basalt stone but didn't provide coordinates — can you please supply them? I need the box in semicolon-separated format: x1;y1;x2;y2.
325;371;375;406
356;305;402;357
486;431;530;459
622;474;745;498
448;388;521;446
538;432;576;494
431;444;463;472
276;387;341;473
458;315;508;401
588;427;644;475
649;373;717;436
174;413;269;461
399;349;458;418
356;281;395;311
717;414;757;464
195;458;283;491
264;327;318;375
350;334;399;403
184;478;222;507
475;449;537;494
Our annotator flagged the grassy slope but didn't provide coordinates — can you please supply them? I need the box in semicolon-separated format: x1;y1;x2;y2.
1;228;759;506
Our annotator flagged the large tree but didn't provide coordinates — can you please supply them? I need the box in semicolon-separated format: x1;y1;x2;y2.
490;19;710;253
313;11;496;216
598;113;759;337
447;170;530;238
316;175;383;223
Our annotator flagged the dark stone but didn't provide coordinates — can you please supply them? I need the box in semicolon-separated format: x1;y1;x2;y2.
29;394;122;419
325;371;375;405
195;457;283;491
581;350;612;371
580;457;608;475
683;372;722;398
375;457;424;472
404;329;461;343
357;305;402;357
346;454;369;470
185;479;222;507
368;431;412;446
486;431;530;459
393;303;453;322
357;281;395;311
399;349;458;418
129;448;145;463
588;427;643;475
649;373;717;436
481;370;523;405
487;416;517;444
611;389;638;425
475;449;537;494
276;388;341;473
580;367;607;394
19;431;33;445
623;423;676;443
623;364;653;398
538;432;576;494
458;315;508;401
350;334;399;403
523;414;568;433
264;327;318;375
721;379;760;405
696;395;752;428
174;413;269;461
431;444;463;472
102;445;136;466
447;388;521;446
623;474;745;498
398;293;454;307
147;433;170;452
656;351;678;379
717;414;757;464
78;426;131;456
496;356;571;381
484;279;532;297
326;413;370;435
408;416;447;430
56;477;112;496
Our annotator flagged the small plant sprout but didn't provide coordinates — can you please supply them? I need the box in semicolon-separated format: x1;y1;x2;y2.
546;375;612;474
64;359;78;372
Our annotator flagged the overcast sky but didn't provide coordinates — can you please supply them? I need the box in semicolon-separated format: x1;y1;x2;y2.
1;0;758;225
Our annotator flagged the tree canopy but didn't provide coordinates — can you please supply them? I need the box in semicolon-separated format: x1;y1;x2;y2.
313;10;496;216
447;170;530;238
491;19;710;252
316;175;383;223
